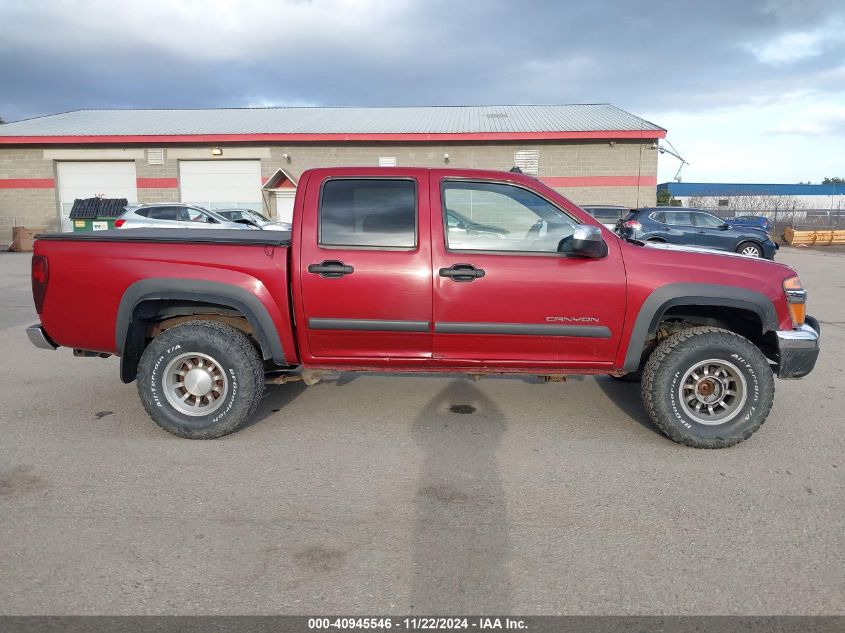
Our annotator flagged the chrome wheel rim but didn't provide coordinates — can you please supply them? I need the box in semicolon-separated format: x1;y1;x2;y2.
163;352;228;417
678;358;747;425
741;245;761;257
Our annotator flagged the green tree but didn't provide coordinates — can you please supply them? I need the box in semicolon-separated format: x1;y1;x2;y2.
656;188;674;206
822;177;844;185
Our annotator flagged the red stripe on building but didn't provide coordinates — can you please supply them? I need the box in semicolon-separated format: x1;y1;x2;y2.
0;178;55;189
137;177;178;188
0;130;666;145
540;175;657;187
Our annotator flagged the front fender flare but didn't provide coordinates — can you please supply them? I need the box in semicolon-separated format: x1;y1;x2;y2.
623;283;778;372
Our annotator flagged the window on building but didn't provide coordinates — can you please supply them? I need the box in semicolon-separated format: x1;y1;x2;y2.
513;149;539;175
442;180;577;253
718;199;729;207
378;156;397;167
319;179;417;248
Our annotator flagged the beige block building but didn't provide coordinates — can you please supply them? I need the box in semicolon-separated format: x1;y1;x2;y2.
0;105;665;245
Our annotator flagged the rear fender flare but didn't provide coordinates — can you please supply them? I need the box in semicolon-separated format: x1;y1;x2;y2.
117;278;286;382
623;283;778;372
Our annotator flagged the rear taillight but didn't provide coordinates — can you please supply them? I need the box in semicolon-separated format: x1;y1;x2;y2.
114;219;126;228
623;220;642;231
32;255;49;314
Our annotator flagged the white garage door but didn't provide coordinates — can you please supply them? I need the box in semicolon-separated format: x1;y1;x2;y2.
179;160;262;211
57;162;137;232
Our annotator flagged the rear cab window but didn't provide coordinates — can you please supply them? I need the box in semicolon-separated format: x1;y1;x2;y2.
319;179;417;249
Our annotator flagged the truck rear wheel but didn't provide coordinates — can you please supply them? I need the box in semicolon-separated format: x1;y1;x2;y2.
641;326;774;448
136;320;265;439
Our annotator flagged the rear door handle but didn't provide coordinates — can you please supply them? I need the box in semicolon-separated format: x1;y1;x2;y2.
307;260;354;278
439;263;485;282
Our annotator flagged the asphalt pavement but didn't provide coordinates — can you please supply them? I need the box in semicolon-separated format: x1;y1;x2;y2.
0;248;842;615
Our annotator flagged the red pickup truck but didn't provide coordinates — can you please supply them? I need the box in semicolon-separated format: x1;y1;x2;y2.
27;167;820;447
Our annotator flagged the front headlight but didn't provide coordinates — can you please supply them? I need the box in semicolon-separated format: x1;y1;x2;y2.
783;276;806;328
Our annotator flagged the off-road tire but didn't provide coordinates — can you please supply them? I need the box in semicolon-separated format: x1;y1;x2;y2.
137;320;265;439
641;326;774;448
736;241;762;257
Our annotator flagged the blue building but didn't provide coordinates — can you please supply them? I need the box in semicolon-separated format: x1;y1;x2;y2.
658;182;844;209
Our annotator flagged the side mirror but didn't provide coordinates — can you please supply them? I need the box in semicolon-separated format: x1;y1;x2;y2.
720;222;731;230
558;225;608;259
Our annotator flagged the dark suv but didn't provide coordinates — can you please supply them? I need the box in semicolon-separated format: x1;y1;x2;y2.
619;208;778;259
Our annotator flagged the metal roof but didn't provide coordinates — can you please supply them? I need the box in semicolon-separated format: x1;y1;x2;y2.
0;104;664;137
660;182;845;196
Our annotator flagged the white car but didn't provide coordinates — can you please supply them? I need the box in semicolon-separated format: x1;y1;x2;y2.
115;204;253;230
580;205;631;231
215;209;292;231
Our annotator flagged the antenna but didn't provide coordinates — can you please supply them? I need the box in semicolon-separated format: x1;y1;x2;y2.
658;139;690;182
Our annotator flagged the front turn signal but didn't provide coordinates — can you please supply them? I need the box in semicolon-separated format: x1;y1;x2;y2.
783;276;806;328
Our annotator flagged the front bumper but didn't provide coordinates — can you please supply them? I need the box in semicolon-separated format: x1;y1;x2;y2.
775;316;820;379
26;324;58;350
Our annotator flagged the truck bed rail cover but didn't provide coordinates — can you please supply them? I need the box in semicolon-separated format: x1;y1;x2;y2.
34;228;292;247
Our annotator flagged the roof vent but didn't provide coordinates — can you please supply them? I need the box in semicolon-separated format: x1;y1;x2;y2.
486;113;508;119
513;149;539;175
147;148;165;165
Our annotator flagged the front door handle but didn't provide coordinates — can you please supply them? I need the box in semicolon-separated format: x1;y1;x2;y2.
439;263;485;282
307;260;354;278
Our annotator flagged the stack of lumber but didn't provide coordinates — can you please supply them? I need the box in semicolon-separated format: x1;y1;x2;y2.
784;226;845;246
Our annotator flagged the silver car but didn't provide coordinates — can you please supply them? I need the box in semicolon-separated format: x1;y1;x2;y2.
115;204;253;230
215;208;292;231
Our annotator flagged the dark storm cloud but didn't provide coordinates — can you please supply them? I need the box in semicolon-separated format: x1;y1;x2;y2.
0;0;843;121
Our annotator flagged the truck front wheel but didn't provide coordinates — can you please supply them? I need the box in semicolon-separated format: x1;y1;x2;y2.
641;326;774;448
136;320;265;439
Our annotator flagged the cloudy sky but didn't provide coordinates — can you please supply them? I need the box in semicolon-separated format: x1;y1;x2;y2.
0;0;842;183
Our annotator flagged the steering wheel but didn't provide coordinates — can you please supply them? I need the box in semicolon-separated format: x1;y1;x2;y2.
524;219;545;240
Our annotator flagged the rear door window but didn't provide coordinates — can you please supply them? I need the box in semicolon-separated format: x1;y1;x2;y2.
319;179;417;248
663;211;693;226
147;207;180;221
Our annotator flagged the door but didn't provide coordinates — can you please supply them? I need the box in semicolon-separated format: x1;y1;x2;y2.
431;176;627;365
179;160;262;209
57;162;137;231
654;210;698;246
298;172;433;360
275;190;296;224
692;210;731;250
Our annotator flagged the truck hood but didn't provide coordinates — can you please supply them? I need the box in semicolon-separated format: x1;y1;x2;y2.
642;240;770;261
629;239;795;279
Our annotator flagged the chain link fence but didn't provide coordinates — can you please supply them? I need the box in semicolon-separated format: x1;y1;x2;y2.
705;208;845;240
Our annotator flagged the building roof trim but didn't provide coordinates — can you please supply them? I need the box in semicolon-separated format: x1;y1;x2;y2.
0;130;666;145
0;104;665;144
